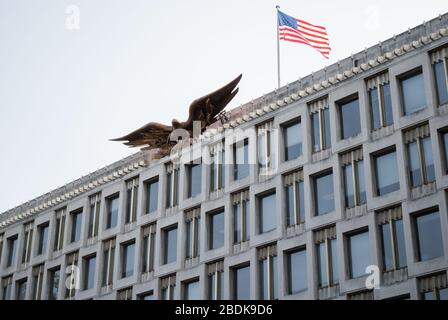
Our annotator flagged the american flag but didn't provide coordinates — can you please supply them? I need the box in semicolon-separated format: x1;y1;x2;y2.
277;10;331;59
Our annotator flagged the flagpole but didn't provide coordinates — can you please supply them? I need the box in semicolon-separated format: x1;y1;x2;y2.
276;5;281;88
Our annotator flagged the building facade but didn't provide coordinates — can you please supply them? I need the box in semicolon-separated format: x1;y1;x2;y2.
1;14;448;301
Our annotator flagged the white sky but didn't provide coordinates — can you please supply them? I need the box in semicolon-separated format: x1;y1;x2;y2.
0;0;447;213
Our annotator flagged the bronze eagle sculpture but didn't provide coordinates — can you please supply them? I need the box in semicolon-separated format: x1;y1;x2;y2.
111;74;242;157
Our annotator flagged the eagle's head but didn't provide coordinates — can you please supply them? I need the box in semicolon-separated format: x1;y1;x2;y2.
171;119;182;129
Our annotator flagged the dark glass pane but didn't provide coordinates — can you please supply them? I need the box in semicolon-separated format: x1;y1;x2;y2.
259;193;276;233
71;211;82;242
380;223;393;271
340;98;361;139
125;189;132;223
85;256;96;290
122;243;135;278
234;265;250;299
185;221;192;258
444;132;448;173
210;156;216;191
422;137;435;183
382;84;394;126
108;197;119;229
284;121;302;160
434;61;448;105
314;172;334;215
147;180;159;213
235;140;249;180
210;211;224;249
260;259;268;299
166;172;172;207
7;237;17;267
49;269;60;300
344;164;355;208
370;88;381;130
189;164;202;197
349;231;370;278
185;281;200;300
287;249;307;294
317;243;327;287
208;272;224;300
357;160;366;204
298;181;305;223
142;237;149;271
38;225;49;255
323;108;331;148
402;73;426;115
416;211;444;261
164;227;177;264
285;185;294;226
17;281;27;300
221;151;226;188
272;256;278;299
394;219;407;268
330;239;339;284
311;112;321;152
439;288;448;300
233;204;241;243
375;151;400;195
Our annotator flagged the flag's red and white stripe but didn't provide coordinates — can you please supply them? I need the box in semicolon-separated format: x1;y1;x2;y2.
279;19;331;59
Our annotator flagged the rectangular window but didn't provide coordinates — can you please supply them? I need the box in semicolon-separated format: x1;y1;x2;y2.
400;69;426;115
163;225;178;264
166;163;179;208
142;224;156;273
138;290;154;300
207;261;224;300
1;277;12;300
36;223;49;256
257;121;275;174
315;226;338;288
121;241;135;278
0;234;3;268
88;193;100;238
430;48;448;106
210;142;225;192
53;208;66;252
258;244;278;300
233;264;250;299
185;208;200;259
101;239;115;287
341;149;366;208
65;252;78;299
117;287;133;300
339;96;361;139
309;97;331;153
283;119;302;161
313;170;334;216
378;206;407;272
70;209;82;243
233;139;249;180
183;278;200;300
160;274;176;300
258;191;276;233
16;278;27;300
106;195;119;229
232;190;250;244
285;171;305;226
419;273;448;300
145;178;159;214
208;209;225;250
48;267;60;300
21;222;33;264
367;73;393;130
405;125;435;188
125;177;139;224
32;265;44;300
286;247;307;294
6;235;18;268
347;229;370;278
414;209;444;261
373;148;400;196
442;130;448;174
83;255;96;290
187;161;202;198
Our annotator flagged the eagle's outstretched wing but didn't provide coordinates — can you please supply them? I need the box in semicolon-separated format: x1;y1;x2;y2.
185;74;242;129
110;122;173;149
